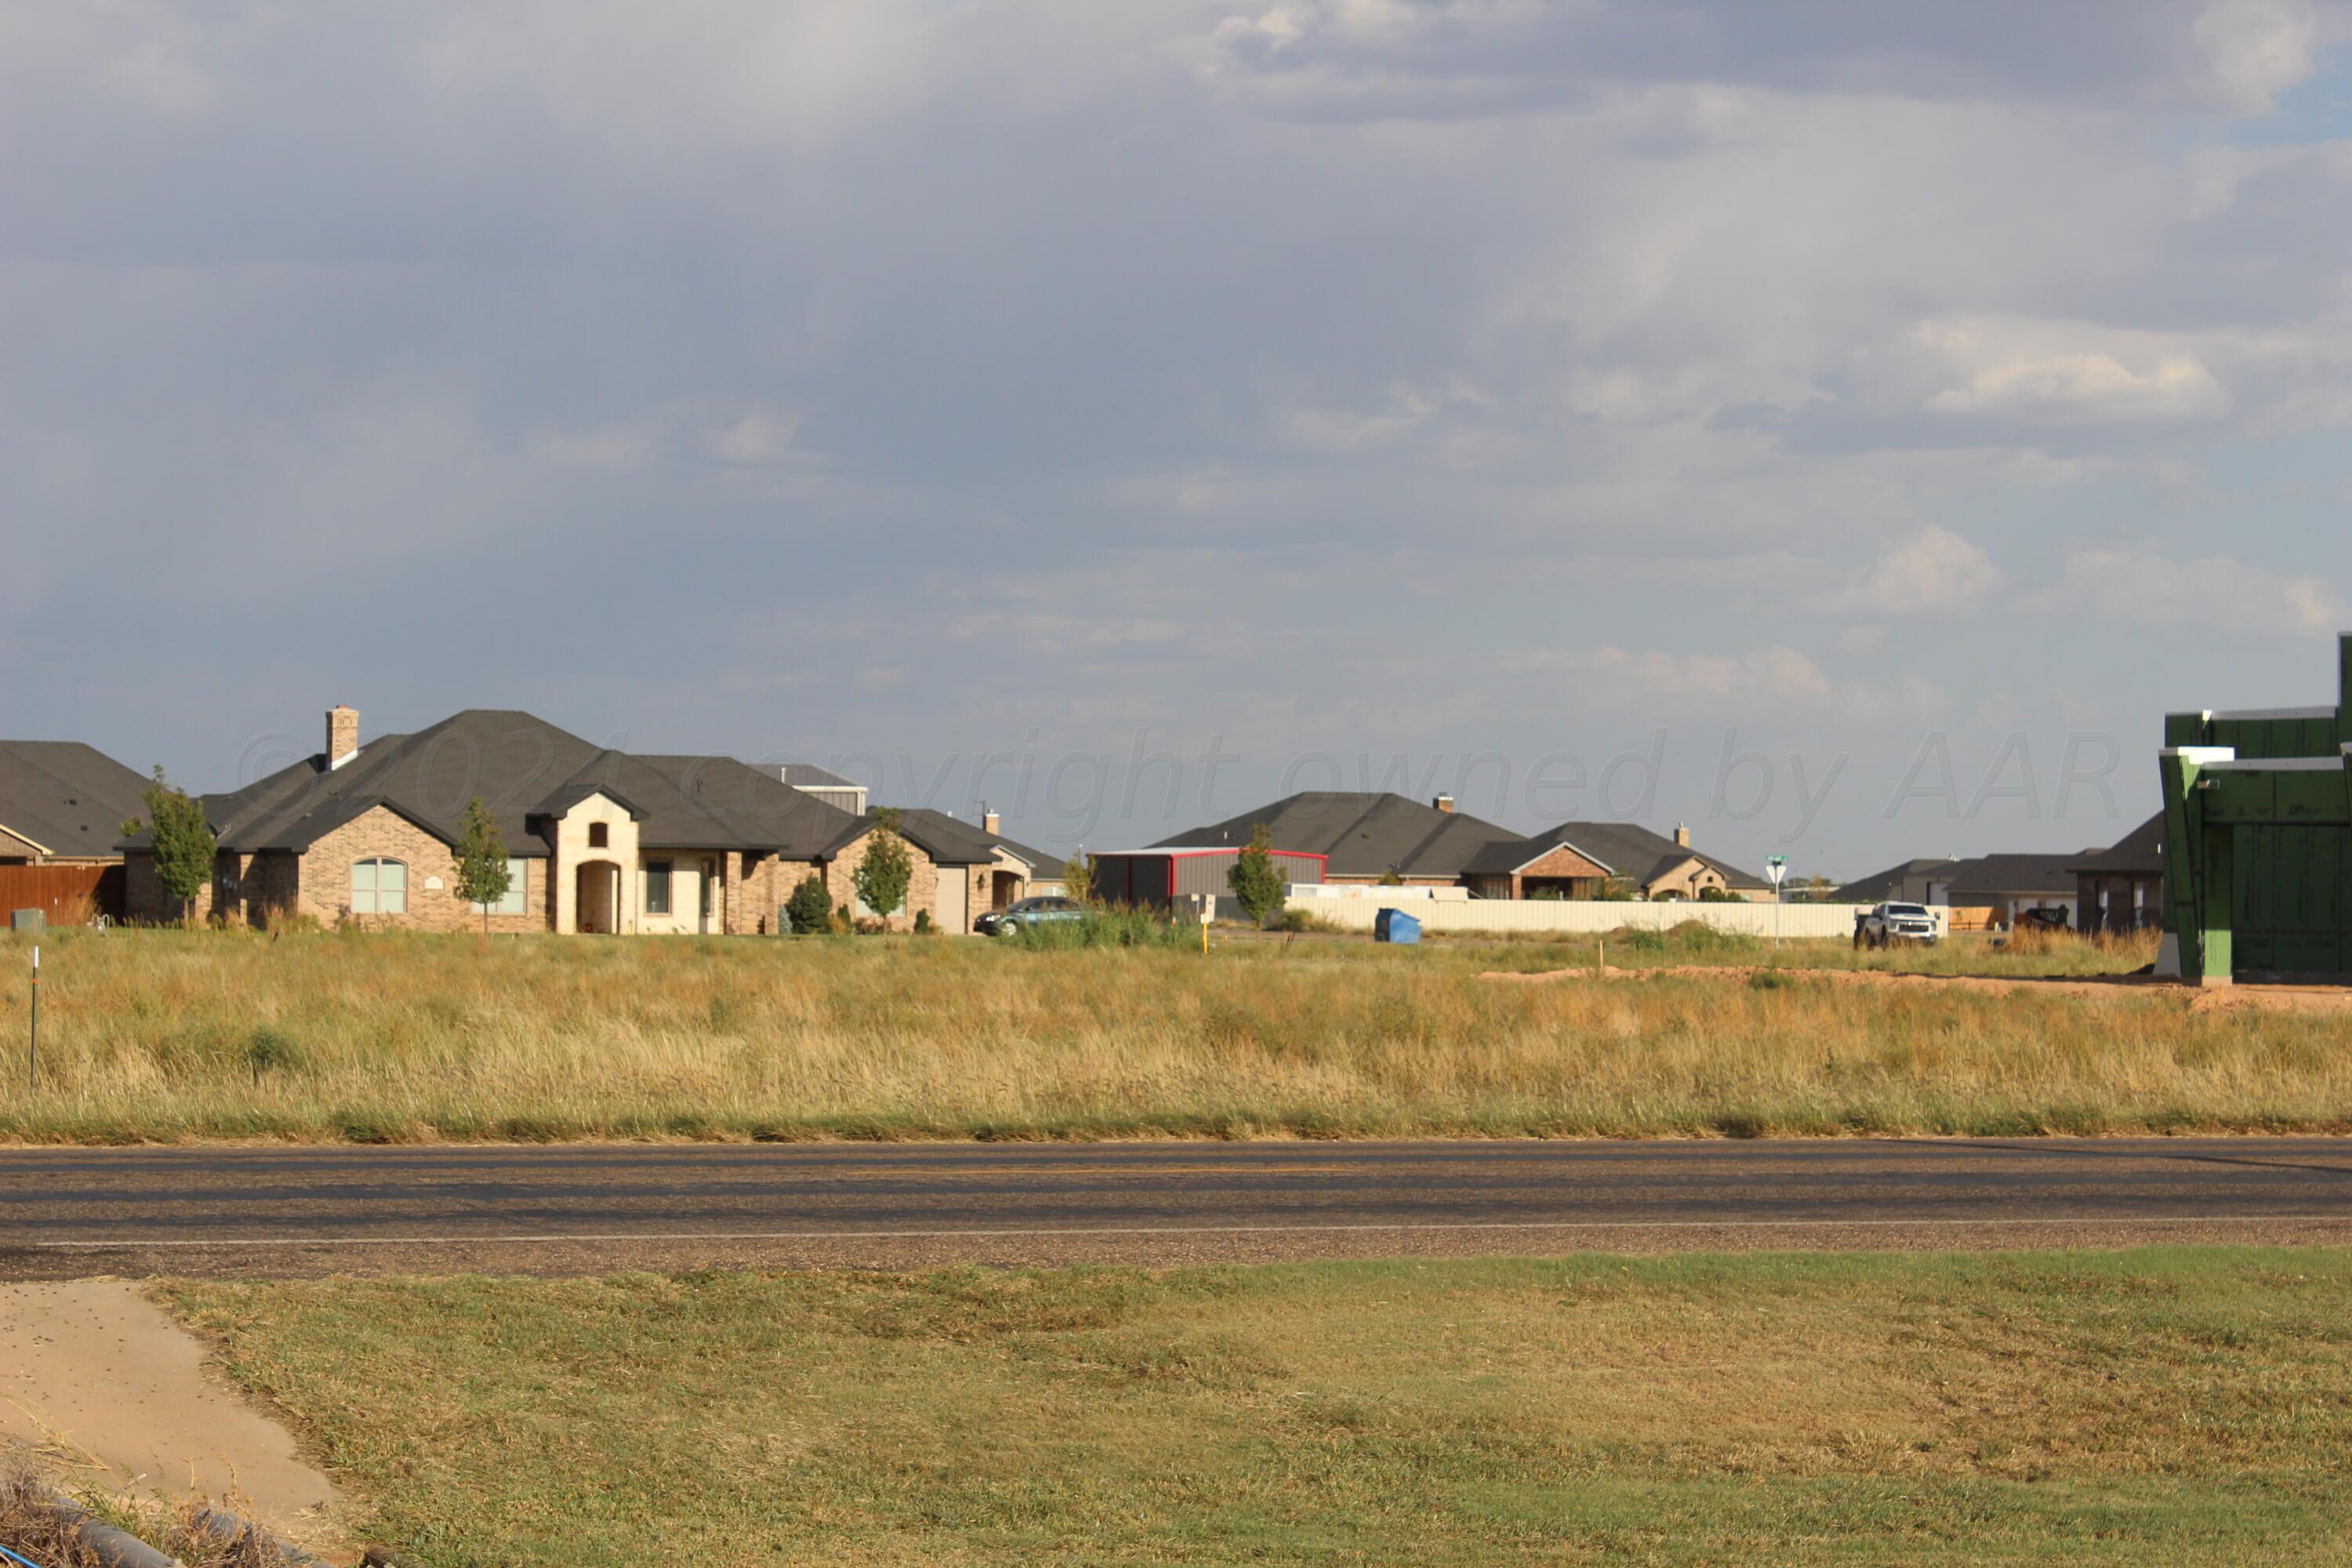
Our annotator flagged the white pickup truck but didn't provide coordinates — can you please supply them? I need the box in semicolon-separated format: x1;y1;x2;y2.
1853;902;1940;949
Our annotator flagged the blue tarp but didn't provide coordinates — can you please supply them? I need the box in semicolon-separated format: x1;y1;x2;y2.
1374;908;1421;944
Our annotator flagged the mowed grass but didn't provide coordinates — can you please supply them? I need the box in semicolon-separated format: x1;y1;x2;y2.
165;1248;2352;1566
0;924;2341;1144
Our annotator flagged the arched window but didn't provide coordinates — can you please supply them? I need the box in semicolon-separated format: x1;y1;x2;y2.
351;857;408;915
589;822;609;848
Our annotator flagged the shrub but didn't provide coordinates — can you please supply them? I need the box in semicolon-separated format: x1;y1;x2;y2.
786;876;833;936
913;909;935;935
1227;824;1287;928
1008;907;1188;949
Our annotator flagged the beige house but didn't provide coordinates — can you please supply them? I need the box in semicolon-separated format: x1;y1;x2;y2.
120;707;996;935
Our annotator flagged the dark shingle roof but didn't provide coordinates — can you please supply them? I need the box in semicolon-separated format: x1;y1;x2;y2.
129;711;860;859
1947;853;2083;898
819;807;997;866
0;741;153;858
1463;824;1618;877
1154;792;1526;879
987;831;1062;873
1520;822;1769;890
1835;851;2085;903
2071;812;2164;876
1833;858;1958;903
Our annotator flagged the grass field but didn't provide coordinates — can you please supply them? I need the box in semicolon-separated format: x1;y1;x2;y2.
164;1247;2352;1566
2;923;2343;1144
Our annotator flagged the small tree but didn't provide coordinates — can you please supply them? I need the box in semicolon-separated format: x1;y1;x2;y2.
853;808;914;930
452;796;512;934
144;767;217;923
786;874;833;935
1062;851;1093;906
1227;823;1287;928
1377;868;1404;887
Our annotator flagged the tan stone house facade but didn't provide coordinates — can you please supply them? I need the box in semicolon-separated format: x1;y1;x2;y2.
120;708;996;934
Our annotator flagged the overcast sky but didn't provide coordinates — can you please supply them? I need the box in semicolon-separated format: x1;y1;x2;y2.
5;0;2350;878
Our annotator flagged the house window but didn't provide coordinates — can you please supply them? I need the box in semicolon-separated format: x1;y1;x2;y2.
473;858;528;917
351;858;408;915
644;859;672;914
589;822;609;848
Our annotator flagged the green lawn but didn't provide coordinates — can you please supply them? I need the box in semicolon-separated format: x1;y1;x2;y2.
167;1247;2352;1566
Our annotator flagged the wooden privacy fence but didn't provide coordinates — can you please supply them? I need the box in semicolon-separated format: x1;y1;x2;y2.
0;863;122;924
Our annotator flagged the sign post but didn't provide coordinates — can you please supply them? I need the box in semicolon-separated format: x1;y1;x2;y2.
1766;858;1789;948
26;945;38;1091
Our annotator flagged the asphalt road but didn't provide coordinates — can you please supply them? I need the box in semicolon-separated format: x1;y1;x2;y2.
4;1137;2350;1278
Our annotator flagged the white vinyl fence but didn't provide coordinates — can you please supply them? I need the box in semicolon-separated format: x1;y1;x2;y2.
1294;898;1926;940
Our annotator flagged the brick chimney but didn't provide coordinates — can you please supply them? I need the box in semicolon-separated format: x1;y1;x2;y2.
326;705;360;769
982;807;1002;837
1674;822;1691;848
1433;794;1454;813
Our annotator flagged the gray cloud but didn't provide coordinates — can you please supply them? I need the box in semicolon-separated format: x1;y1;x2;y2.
4;1;2350;879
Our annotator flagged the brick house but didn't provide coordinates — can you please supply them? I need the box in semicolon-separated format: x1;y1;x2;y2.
119;707;994;935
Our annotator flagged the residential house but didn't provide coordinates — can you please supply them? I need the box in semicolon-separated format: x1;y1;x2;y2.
1835;857;1969;907
0;740;153;920
1154;792;1770;900
1947;855;2082;928
2072;813;2164;935
1488;821;1774;902
119;707;996;935
0;742;151;866
1837;851;2083;928
1156;792;1528;886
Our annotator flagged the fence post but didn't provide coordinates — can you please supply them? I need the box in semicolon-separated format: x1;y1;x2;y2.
27;943;38;1091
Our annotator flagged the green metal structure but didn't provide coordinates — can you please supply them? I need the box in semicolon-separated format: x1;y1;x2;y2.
2161;634;2352;985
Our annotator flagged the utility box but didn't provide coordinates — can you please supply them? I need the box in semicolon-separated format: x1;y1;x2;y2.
10;909;43;935
1374;908;1421;944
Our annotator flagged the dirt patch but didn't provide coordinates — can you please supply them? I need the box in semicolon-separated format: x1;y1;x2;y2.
1479;963;2352;1014
0;1279;341;1548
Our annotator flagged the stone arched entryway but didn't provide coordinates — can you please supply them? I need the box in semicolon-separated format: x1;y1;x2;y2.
575;860;622;934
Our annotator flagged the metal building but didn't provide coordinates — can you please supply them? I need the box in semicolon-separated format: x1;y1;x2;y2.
1088;846;1327;909
2160;634;2352;985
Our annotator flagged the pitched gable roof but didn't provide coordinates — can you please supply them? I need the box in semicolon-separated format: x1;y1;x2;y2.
1153;792;1526;879
1463;823;1618;877
2071;811;2164;876
818;807;998;866
0;741;153;858
1946;853;2082;898
138;712;862;859
1532;822;1770;891
1834;857;1961;903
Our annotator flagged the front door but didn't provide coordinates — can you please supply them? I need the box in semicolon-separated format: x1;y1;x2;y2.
699;858;716;934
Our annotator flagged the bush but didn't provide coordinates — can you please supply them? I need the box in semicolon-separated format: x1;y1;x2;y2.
1606;920;1759;957
1007;907;1189;949
786;876;833;936
913;909;935;935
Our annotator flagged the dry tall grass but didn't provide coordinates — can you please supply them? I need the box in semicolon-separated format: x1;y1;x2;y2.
0;925;2337;1143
